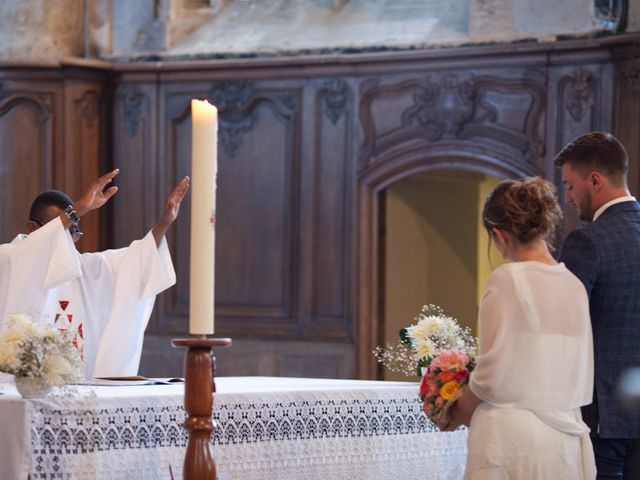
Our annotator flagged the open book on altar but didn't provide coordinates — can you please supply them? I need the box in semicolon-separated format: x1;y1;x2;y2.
73;376;184;386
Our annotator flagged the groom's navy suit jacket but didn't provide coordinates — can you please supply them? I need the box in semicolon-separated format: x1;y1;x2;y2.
559;200;640;439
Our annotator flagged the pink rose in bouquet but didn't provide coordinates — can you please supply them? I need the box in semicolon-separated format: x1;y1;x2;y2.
420;349;475;431
429;349;470;371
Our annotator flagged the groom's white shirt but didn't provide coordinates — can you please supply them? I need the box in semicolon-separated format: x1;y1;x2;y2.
592;195;636;222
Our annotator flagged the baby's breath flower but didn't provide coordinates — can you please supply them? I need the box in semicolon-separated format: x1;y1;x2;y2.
374;304;478;378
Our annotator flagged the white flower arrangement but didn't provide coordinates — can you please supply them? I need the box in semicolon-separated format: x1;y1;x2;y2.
0;314;82;385
374;304;477;377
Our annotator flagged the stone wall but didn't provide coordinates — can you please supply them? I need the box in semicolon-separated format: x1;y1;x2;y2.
0;0;84;62
0;0;634;62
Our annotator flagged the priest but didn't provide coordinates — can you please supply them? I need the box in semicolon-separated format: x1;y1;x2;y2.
0;169;189;378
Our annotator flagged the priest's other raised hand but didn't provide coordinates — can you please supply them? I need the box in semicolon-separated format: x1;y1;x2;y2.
152;176;190;246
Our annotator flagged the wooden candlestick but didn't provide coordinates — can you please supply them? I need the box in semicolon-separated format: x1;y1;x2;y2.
171;337;232;480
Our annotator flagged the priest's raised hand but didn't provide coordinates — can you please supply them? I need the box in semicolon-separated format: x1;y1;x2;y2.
152;176;190;246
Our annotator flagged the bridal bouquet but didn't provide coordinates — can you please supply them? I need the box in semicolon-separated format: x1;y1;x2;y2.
0;314;82;386
374;305;477;430
374;304;477;377
420;348;475;431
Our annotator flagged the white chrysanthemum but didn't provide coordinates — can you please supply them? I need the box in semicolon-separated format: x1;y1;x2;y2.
375;305;478;378
414;339;434;359
407;316;444;342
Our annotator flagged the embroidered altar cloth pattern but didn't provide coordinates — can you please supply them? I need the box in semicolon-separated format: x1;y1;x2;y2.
15;378;468;479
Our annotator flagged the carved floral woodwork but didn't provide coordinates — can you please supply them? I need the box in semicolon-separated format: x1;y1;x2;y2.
620;59;640;97
320;79;350;125
208;81;299;157
119;85;145;137
75;90;101;129
564;70;596;122
358;72;546;174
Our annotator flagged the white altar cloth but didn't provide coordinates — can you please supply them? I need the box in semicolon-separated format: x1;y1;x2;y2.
0;376;467;479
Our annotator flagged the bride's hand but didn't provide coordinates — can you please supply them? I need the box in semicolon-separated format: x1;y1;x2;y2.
455;385;483;427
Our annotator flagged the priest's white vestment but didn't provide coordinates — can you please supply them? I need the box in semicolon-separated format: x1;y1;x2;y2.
0;217;176;378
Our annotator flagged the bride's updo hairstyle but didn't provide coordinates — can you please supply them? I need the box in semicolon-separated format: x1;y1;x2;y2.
482;177;562;247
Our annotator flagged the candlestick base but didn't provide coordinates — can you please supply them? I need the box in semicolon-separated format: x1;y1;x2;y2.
171;337;232;480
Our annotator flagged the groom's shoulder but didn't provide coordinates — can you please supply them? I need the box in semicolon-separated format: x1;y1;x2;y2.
561;222;613;256
577;207;640;249
592;202;640;230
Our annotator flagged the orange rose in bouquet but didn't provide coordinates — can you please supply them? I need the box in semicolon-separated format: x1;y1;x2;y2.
420;348;474;431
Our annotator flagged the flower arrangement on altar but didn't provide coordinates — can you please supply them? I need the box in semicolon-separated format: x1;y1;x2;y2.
0;314;81;395
373;304;477;377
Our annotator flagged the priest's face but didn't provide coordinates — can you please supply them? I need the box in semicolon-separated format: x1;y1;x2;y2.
28;205;83;243
561;164;594;222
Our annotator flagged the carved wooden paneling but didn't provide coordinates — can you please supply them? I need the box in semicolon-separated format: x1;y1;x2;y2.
155;80;303;337
111;82;158;248
116;42;625;379
62;81;105;252
0;82;57;243
153;86;193;333
614;54;640;196
545;62;612;234
210;81;301;326
139;335;355;379
307;78;355;339
550;66;608;159
358;71;546;177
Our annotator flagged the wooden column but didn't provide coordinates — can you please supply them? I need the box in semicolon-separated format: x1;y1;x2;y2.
172;337;232;480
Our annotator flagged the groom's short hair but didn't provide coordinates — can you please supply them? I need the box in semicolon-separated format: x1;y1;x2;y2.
554;131;628;186
29;190;73;224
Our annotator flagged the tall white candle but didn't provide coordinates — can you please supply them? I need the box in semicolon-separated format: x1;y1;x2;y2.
189;99;217;335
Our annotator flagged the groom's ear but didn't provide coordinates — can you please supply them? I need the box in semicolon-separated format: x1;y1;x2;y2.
589;171;604;190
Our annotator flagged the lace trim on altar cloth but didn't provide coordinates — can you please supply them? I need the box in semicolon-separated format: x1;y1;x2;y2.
27;389;468;479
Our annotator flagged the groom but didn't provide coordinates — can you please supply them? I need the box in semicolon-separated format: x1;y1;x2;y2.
556;132;640;479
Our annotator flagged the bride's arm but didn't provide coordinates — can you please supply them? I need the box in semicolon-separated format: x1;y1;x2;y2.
449;268;514;427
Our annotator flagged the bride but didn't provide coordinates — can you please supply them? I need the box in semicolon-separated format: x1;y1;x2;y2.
450;177;596;479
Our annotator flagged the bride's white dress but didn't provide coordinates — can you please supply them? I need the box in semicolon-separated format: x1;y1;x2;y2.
465;262;596;479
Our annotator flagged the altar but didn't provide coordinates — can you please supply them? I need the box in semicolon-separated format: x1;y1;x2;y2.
0;377;467;479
